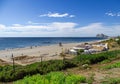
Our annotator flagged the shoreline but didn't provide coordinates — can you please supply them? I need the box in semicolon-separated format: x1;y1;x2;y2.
0;39;106;51
0;39;107;65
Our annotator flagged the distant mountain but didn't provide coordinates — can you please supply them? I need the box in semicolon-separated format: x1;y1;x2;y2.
96;33;109;38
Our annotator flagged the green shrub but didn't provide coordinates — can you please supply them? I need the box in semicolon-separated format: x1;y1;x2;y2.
77;49;84;55
100;59;111;64
87;73;95;84
0;60;76;82
73;50;120;65
14;72;87;84
102;77;120;84
116;37;120;45
101;62;120;70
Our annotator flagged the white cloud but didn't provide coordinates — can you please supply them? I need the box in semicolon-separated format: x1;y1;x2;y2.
8;22;77;32
69;15;75;17
0;22;120;37
27;21;42;25
12;24;23;27
117;12;120;16
28;21;33;24
105;12;116;16
79;23;120;36
39;12;75;18
0;24;6;29
27;21;52;26
105;11;120;17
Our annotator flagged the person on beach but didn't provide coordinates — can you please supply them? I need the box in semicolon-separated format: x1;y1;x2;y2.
30;46;33;49
59;42;62;47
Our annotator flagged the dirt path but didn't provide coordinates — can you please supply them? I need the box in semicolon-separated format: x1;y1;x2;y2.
63;58;120;84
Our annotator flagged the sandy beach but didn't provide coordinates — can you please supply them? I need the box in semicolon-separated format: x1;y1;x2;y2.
0;42;80;65
0;40;104;65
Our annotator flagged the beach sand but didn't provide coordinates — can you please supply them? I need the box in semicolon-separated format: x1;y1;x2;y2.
0;40;103;65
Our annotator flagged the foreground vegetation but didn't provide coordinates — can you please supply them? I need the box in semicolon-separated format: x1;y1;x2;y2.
0;60;76;82
101;36;120;48
73;50;120;65
101;62;120;70
14;72;86;84
101;77;120;84
0;49;120;82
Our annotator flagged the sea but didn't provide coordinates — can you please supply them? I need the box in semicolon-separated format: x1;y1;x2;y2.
0;37;105;50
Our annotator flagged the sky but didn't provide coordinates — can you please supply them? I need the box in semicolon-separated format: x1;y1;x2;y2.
0;0;120;37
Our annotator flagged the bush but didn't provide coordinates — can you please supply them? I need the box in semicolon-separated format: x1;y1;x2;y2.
100;59;111;64
102;77;120;84
116;37;120;45
73;50;120;65
77;49;84;55
101;62;120;70
0;60;76;82
14;72;87;84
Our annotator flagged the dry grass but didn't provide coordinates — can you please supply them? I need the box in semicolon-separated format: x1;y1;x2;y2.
0;59;10;66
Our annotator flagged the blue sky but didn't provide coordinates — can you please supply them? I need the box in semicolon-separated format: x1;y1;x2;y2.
0;0;120;37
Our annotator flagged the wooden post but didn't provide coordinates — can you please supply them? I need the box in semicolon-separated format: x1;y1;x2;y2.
11;54;15;73
61;48;66;64
40;56;43;66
